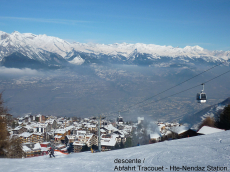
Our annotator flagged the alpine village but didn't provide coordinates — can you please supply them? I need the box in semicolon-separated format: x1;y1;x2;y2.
1;92;230;158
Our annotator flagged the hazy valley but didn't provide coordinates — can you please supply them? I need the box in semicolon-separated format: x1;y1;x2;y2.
0;31;230;127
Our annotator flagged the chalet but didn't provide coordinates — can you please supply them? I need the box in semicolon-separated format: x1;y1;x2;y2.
197;126;225;135
100;128;107;135
83;118;90;122
170;126;197;139
101;135;117;151
46;118;58;129
163;130;173;141
104;124;118;134
22;145;33;158
150;132;162;143
54;129;68;143
85;134;98;147
76;130;87;136
34;123;51;133
22;142;43;157
12;126;27;134
33;133;44;143
33;143;42;156
19;132;44;143
85;124;97;134
112;131;126;143
73;141;86;152
19;132;33;143
66;135;75;143
24;125;34;133
36;114;46;122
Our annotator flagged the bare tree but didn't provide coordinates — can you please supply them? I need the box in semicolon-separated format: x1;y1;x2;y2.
198;116;216;130
0;92;23;158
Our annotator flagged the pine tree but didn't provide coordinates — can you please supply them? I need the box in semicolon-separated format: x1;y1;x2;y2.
216;104;230;130
120;141;124;149
125;137;132;148
114;142;120;149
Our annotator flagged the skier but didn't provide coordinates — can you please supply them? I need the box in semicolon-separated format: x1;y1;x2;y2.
48;147;55;158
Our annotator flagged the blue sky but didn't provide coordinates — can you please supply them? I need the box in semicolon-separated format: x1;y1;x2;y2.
0;0;229;50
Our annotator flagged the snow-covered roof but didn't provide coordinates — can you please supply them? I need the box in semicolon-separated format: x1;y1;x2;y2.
104;124;118;132
55;129;66;134
19;132;32;138
165;130;172;135
33;143;41;150
34;123;48;128
22;145;32;152
33;133;43;136
170;125;189;135
77;130;86;135
100;129;106;132
24;125;33;130
150;132;162;139
36;114;42;117
54;135;62;139
66;125;75;130
13;126;23;131
197;126;225;135
101;137;116;147
73;141;86;146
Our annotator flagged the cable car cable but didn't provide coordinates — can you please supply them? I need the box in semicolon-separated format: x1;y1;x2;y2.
128;69;230;113
106;68;230;116
116;61;229;113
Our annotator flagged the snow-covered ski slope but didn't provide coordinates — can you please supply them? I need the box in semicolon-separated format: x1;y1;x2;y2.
1;131;230;172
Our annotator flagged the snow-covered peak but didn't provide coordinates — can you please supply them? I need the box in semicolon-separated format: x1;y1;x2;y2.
0;30;230;64
184;45;204;51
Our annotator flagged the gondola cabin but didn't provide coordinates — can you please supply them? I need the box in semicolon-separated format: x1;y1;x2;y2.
197;92;207;103
197;84;207;103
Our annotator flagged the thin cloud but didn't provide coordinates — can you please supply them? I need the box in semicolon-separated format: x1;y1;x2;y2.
0;67;39;75
0;16;92;25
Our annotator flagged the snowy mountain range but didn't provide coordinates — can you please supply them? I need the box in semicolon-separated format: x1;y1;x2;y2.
0;30;230;68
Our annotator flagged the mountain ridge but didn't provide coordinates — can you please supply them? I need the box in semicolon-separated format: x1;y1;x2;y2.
0;30;230;68
181;97;230;129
